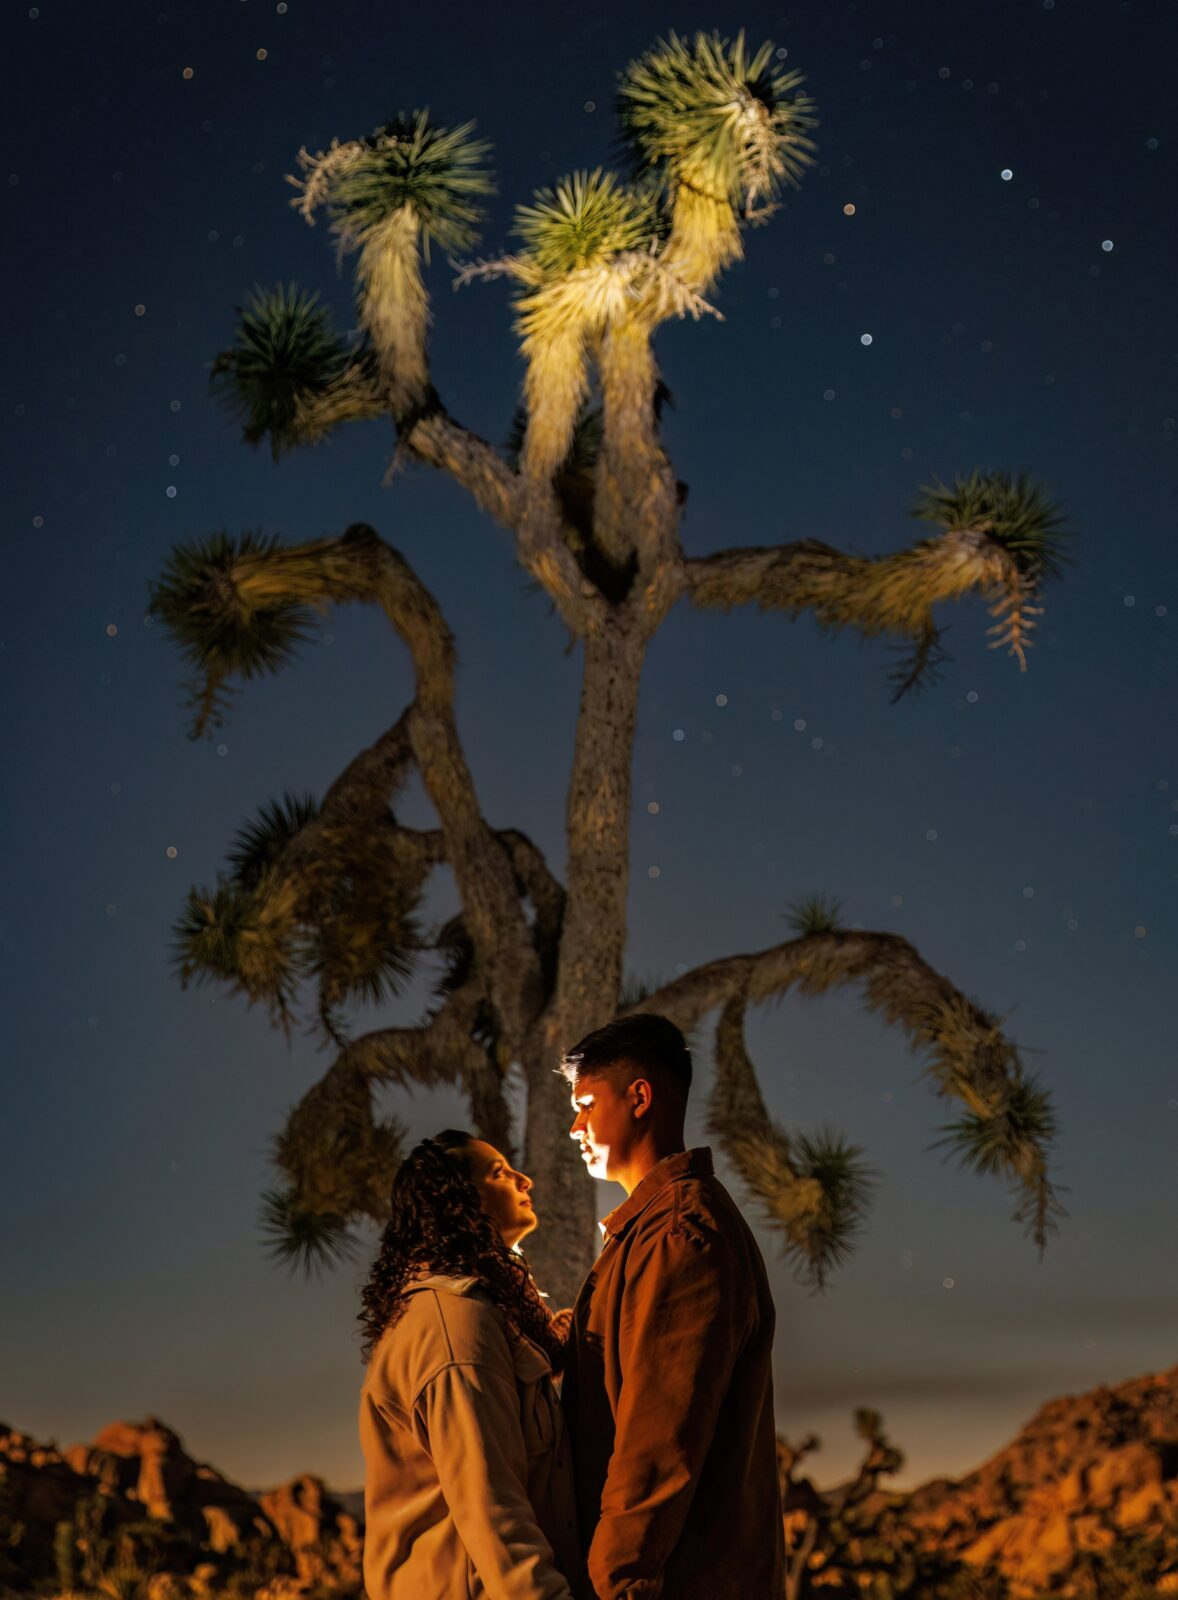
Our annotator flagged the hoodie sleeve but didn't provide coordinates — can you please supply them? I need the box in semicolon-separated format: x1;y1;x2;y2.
413;1347;574;1600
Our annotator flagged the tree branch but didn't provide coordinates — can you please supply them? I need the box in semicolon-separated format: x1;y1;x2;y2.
402;405;598;634
275;974;509;1232
334;526;548;1051
632;927;1062;1250
168;524;546;1052
709;996;868;1287
403;406;520;529
498;828;566;971
683;528;1045;666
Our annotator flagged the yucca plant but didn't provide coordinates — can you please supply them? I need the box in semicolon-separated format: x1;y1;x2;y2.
292;111;494;416
210;284;382;460
153;30;1069;1296
619;31;817;288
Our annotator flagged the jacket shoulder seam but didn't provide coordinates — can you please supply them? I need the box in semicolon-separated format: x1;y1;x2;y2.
409;1355;515;1410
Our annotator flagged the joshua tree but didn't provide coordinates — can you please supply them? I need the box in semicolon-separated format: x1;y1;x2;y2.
152;31;1066;1305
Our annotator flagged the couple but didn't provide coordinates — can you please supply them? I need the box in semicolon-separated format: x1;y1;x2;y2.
358;1013;783;1599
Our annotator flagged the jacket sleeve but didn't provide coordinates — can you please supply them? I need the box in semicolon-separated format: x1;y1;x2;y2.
587;1223;744;1600
413;1353;574;1600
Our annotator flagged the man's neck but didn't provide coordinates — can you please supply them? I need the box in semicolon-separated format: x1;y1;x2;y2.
614;1136;686;1197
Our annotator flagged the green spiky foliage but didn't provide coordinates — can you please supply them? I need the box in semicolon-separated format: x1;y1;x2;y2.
210;284;376;460
292;111;494;418
912;470;1070;587
791;1125;877;1286
513;169;661;279
228;792;321;887
306;111;494;257
719;1119;875;1291
785;893;844;937
149;531;317;735
260;1187;358;1278
175;792;425;1030
886;621;953;703
618;30;817;210
935;1071;1059;1177
264;1071;407;1275
934;1070;1066;1243
173;876;301;1021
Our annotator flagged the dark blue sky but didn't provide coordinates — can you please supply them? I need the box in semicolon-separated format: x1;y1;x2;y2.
2;0;1175;1490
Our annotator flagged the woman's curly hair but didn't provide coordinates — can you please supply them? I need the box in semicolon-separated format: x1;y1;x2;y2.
358;1129;565;1370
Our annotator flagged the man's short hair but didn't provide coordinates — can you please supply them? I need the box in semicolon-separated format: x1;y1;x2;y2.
561;1012;693;1101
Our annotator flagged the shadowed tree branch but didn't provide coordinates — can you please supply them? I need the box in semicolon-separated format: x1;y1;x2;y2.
152;523;544;1052
631;925;1063;1253
684;470;1069;674
263;973;509;1274
708;996;875;1289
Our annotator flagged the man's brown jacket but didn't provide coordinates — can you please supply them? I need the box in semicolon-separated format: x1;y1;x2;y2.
561;1148;784;1600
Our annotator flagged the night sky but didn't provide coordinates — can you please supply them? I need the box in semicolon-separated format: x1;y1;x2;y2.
3;0;1175;1494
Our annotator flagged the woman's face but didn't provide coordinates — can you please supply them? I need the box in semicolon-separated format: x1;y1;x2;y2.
466;1140;537;1249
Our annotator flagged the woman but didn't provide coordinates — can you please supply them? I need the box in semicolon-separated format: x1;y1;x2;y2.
358;1130;580;1600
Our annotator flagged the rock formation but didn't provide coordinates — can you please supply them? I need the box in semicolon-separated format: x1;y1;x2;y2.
907;1363;1178;1596
0;1419;361;1597
781;1362;1178;1598
3;1362;1177;1597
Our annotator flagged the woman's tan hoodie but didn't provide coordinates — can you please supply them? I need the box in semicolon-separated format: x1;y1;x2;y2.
360;1274;581;1600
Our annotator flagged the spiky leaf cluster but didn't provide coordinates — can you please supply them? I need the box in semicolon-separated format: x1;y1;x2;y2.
173;876;300;1019
720;1120;875;1291
149;531;316;735
912;471;1070;586
513;170;661;279
297;111;494;254
228;792;320;888
309;852;421;1012
174;796;426;1027
886;622;952;703
260;1187;358;1278
933;1070;1066;1250
268;1072;407;1275
790;1125;876;1288
618;30;817;208
210;284;369;460
935;1071;1059;1178
785;892;843;938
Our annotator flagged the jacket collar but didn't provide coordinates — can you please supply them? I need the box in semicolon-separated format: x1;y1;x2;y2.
402;1272;482;1296
600;1147;713;1242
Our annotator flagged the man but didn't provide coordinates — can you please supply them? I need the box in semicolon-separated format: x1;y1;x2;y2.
560;1013;783;1600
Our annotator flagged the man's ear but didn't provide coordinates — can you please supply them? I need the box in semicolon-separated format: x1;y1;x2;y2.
628;1077;654;1119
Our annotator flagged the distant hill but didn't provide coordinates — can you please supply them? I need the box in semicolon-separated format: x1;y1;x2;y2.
782;1362;1178;1597
0;1417;362;1597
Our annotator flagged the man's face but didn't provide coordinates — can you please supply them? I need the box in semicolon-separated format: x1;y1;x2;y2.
568;1071;636;1181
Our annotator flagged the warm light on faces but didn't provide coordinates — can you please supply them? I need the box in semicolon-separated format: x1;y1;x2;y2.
467;1140;536;1249
568;1073;644;1181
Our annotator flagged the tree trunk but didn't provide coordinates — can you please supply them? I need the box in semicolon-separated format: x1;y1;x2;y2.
523;620;647;1306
